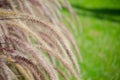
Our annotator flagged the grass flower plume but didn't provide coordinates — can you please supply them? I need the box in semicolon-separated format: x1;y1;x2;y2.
0;0;81;80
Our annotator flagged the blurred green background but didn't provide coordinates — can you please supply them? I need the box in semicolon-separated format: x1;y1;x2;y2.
63;0;120;80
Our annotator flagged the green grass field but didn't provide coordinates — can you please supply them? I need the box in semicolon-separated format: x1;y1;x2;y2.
64;0;120;80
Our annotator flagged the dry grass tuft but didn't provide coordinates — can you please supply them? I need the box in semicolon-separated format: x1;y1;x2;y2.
0;0;81;80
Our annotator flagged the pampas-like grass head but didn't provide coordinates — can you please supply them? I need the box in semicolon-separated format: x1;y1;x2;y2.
0;0;81;80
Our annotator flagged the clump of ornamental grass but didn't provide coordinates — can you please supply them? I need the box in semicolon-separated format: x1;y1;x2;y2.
0;0;82;80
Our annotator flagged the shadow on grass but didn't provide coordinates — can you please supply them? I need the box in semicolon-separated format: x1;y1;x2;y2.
72;5;120;22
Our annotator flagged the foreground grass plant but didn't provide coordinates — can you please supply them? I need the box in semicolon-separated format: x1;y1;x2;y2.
0;0;81;80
